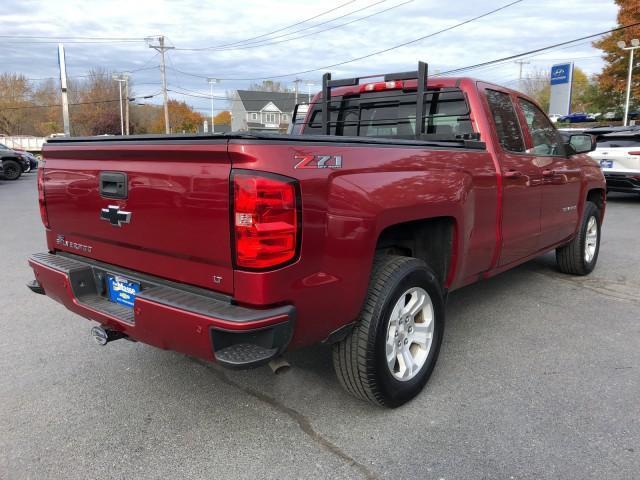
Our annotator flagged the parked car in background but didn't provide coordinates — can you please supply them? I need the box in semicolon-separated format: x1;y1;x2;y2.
590;129;640;195
0;142;31;180
15;149;39;171
559;112;595;123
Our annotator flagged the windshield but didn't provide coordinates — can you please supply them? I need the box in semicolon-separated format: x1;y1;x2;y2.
0;143;9;150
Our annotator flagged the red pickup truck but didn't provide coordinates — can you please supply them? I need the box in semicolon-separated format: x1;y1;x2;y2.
28;62;605;407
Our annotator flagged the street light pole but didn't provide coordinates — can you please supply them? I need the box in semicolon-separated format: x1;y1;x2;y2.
618;39;640;127
305;81;315;103
207;78;219;133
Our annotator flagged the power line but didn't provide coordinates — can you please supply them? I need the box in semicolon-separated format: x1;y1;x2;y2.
0;92;162;111
23;63;160;82
166;0;523;81
201;0;356;50
1;40;145;45
0;34;147;40
434;21;640;77
177;0;405;52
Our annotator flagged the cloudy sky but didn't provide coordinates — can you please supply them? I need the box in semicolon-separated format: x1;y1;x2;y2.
0;0;620;114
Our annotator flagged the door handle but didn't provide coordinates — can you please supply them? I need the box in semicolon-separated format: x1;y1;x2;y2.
542;169;556;177
504;170;523;178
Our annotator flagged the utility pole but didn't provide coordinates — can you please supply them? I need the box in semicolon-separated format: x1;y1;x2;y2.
514;60;530;92
293;78;302;104
112;74;128;135
618;39;640;126
57;44;70;136
147;36;174;134
208;78;219;133
124;77;130;135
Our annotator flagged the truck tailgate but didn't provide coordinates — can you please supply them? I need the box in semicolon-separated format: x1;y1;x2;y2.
42;141;234;294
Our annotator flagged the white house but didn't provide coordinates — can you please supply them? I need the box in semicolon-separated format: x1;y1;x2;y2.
231;90;298;133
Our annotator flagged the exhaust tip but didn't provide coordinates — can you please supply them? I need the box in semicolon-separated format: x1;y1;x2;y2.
268;356;291;375
91;326;127;345
91;326;109;345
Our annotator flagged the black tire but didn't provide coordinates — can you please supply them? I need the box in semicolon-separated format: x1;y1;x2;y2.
556;201;601;275
332;255;445;407
2;159;22;181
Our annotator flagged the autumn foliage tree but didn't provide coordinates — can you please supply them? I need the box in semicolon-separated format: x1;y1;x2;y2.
593;0;640;112
214;110;231;126
150;99;204;133
522;67;597;113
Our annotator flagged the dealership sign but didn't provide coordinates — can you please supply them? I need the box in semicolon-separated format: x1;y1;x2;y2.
548;62;573;116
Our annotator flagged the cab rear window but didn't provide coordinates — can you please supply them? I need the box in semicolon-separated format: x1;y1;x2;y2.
303;88;473;140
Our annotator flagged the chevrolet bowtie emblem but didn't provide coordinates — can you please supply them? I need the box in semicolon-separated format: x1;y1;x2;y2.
100;205;132;227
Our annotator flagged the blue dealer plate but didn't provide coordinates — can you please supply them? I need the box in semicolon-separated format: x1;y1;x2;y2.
600;159;613;169
106;275;140;308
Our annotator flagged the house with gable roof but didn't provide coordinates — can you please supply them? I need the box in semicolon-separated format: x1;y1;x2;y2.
230;90;298;133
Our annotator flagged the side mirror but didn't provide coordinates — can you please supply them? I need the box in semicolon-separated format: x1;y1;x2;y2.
568;133;596;154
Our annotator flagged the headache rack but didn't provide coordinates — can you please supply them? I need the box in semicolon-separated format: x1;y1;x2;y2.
318;60;484;149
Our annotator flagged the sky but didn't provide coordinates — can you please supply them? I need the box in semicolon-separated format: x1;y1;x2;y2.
0;0;621;115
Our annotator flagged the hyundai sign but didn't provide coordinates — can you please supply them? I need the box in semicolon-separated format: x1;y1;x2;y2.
550;64;571;85
548;62;573;116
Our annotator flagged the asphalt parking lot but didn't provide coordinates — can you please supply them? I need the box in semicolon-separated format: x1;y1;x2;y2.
1;173;639;479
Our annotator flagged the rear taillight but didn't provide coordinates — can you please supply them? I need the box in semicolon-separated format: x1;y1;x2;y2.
37;166;49;228
232;171;299;270
628;151;640;155
359;80;404;93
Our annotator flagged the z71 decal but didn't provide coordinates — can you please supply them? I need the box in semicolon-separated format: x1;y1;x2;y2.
294;154;342;169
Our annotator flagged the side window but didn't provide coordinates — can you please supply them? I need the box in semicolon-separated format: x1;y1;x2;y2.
485;89;525;152
518;98;564;156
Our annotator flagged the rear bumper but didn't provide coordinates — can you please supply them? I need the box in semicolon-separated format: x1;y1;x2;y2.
604;173;640;193
27;252;295;368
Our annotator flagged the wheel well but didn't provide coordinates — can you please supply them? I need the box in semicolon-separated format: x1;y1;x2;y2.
375;217;455;286
587;188;605;211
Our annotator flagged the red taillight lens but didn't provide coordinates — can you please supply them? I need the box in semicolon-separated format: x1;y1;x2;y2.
628;151;640;155
233;172;299;269
37;167;49;228
359;80;404;93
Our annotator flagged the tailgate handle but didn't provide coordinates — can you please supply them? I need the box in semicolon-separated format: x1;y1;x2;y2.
100;172;128;199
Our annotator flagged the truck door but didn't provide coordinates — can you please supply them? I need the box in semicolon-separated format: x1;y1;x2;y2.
484;89;543;266
515;97;582;248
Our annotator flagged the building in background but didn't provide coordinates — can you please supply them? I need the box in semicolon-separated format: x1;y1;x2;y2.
230;91;298;133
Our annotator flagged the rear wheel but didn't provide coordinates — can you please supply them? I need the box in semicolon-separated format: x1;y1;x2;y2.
332;255;445;407
2;160;22;181
556;201;601;275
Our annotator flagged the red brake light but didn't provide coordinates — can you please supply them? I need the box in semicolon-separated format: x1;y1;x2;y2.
233;172;299;269
359;80;404;93
37;166;49;228
628;151;640;155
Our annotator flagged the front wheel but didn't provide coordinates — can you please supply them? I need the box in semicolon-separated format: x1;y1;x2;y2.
332;256;445;407
556;201;601;275
2;160;22;181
